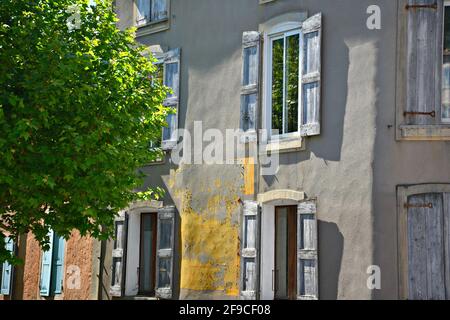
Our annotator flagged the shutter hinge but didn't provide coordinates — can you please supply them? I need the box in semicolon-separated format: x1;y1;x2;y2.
405;3;438;10
403;111;436;118
404;202;433;209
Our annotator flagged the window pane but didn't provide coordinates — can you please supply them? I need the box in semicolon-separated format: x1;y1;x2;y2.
158;257;171;288
165;62;179;98
286;34;299;133
241;94;256;132
443;7;450;121
271;38;284;133
243;46;258;86
159;219;172;249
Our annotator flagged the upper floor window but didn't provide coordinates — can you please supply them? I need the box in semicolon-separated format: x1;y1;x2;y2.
269;29;300;137
136;0;168;27
39;230;65;297
398;0;450;140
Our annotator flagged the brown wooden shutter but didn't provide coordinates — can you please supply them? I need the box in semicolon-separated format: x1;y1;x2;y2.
405;0;442;125
110;211;128;297
297;199;319;300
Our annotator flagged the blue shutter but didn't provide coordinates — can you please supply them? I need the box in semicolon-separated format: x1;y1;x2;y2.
51;234;65;294
40;230;54;297
1;237;14;295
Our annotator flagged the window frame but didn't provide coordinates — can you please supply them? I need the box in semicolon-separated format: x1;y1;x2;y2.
134;0;170;37
263;21;303;141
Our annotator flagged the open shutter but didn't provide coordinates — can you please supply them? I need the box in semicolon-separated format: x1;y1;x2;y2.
240;200;260;300
151;0;168;21
162;48;181;150
155;206;176;299
300;13;322;137
240;32;261;142
297;199;319;300
1;237;14;295
110;211;128;297
40;230;54;297
136;0;150;26
405;0;441;125
51;234;65;294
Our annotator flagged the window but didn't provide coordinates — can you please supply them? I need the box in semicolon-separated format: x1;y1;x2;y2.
39;231;65;297
397;184;450;299
269;31;300;136
136;0;168;26
241;198;319;300
1;237;14;296
155;48;181;151
398;1;450;139
258;13;322;141
110;205;177;299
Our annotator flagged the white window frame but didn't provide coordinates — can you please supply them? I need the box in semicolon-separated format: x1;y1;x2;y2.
263;21;302;142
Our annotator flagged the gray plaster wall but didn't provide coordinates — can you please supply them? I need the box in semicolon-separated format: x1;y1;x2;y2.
111;0;450;300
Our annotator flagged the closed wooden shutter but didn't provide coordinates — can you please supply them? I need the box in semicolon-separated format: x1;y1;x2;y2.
155;206;176;299
162;48;181;150
240;200;260;300
407;193;445;299
240;32;261;141
1;237;14;295
110;211;129;297
405;0;442;125
40;230;54;297
136;0;150;26
297;199;319;300
300;13;322;137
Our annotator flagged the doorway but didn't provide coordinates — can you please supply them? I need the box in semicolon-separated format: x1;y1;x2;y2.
274;206;297;300
138;213;158;295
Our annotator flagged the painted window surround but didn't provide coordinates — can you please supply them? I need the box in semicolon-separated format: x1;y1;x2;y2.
260;12;308;152
124;200;163;297
397;183;450;299
134;0;170;38
396;0;450;140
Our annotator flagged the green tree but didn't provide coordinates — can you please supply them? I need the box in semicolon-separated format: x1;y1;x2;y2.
0;0;170;263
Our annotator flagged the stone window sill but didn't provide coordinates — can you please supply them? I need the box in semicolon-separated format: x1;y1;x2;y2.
136;18;170;38
399;124;450;141
260;137;304;154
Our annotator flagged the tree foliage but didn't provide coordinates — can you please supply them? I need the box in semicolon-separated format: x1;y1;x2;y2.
0;0;170;263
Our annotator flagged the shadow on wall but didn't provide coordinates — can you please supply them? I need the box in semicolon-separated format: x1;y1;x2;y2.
318;220;344;300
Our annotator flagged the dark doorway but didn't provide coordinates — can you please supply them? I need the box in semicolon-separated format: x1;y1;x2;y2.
139;213;157;295
274;206;297;300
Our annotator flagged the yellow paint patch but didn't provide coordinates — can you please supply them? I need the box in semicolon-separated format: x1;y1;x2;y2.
179;189;241;296
242;157;255;196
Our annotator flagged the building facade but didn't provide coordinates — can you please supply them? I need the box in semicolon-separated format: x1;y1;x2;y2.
2;0;450;300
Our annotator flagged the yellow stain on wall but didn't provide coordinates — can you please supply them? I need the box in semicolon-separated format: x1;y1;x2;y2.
178;189;241;296
242;157;255;196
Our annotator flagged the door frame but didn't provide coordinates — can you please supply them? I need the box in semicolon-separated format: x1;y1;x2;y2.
138;212;158;296
274;205;297;300
397;184;450;299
